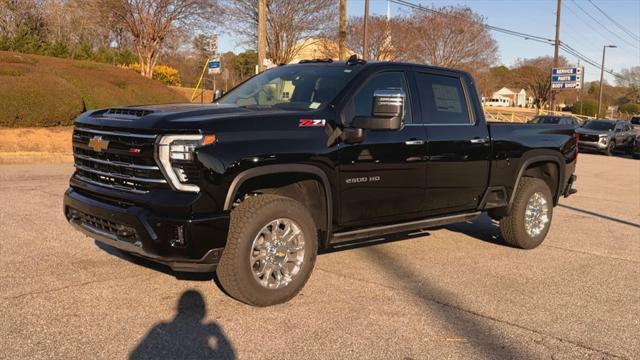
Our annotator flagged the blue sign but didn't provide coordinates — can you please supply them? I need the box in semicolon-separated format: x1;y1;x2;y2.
551;67;583;90
207;58;221;74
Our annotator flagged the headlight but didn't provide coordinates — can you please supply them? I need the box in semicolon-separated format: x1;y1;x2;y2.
156;134;216;192
598;135;608;144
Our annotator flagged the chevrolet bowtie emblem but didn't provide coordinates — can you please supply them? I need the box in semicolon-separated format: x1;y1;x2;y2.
88;136;109;152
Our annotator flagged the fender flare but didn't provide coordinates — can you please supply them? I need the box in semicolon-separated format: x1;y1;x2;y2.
223;163;333;233
509;154;564;210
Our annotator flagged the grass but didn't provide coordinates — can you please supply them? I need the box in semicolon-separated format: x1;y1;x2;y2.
0;51;189;127
0;127;73;163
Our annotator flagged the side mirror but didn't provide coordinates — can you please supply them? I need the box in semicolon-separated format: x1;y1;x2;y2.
352;89;405;131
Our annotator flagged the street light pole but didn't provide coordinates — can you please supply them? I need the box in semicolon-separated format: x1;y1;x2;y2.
597;45;616;117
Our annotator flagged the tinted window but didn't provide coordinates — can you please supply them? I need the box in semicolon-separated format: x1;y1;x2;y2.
350;71;413;124
416;73;471;124
631;117;640;125
532;116;560;124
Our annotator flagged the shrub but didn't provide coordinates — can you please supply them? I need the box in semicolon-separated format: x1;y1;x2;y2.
0;51;188;127
123;63;181;86
619;102;640;115
571;99;600;117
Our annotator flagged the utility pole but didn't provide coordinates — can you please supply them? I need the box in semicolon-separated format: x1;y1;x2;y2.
257;0;267;73
550;0;562;112
598;45;617;117
338;0;347;60
363;0;369;61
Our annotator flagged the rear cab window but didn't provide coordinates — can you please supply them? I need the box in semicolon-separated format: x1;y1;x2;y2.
414;72;473;125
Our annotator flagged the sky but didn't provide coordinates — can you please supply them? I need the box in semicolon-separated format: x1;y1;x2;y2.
217;0;640;84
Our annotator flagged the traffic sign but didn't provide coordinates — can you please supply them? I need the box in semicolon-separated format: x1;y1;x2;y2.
207;58;221;75
551;67;584;90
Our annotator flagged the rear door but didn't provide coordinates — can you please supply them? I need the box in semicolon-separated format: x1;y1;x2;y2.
336;70;427;227
413;69;491;215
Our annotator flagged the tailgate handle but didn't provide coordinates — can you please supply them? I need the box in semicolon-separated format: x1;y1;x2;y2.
470;137;488;144
405;140;425;145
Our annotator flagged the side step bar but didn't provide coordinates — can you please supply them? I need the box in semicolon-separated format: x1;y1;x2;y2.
330;211;481;245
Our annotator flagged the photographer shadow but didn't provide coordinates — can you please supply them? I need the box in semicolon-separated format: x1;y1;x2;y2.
129;289;236;360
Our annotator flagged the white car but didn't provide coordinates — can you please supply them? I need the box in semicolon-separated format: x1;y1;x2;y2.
484;98;510;107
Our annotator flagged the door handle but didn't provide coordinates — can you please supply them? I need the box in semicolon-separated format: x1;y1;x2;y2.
405;140;425;145
470;137;489;144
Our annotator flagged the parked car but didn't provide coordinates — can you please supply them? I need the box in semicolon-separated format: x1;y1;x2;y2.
528;115;580;127
63;59;578;306
631;116;640;129
577;119;636;155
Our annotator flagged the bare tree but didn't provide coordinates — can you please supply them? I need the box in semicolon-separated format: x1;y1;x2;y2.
344;15;413;61
511;56;569;111
617;66;640;103
406;6;498;72
221;0;335;65
96;0;219;78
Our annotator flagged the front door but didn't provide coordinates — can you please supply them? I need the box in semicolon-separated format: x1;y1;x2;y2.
337;71;427;227
413;70;491;215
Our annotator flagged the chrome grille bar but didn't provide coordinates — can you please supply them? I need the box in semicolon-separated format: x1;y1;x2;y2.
74;154;160;171
75;164;167;184
75;127;157;139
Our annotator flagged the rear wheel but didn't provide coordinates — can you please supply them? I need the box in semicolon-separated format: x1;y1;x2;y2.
216;194;317;306
499;177;553;249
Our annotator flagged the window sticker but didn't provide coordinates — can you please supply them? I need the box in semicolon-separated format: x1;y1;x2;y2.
309;102;321;109
432;84;462;113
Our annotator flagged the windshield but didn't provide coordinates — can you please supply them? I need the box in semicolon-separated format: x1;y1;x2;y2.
218;65;360;110
531;116;560;124
583;120;615;131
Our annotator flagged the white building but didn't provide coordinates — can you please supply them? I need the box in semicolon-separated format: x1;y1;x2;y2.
490;87;531;107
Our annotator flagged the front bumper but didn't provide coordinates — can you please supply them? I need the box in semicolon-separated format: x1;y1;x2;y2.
63;188;229;272
578;140;608;151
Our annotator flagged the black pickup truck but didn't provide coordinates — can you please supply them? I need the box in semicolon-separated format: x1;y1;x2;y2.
64;58;577;306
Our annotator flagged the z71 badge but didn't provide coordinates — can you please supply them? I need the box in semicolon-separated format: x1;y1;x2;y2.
299;119;326;127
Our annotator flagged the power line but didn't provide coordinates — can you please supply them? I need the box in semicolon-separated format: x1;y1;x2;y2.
587;0;639;42
387;0;628;82
562;2;638;59
570;0;639;50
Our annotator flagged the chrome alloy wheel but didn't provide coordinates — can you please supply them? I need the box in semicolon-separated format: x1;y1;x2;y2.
249;218;305;290
524;192;549;237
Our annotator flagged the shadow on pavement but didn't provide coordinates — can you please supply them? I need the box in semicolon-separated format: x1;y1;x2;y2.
129;289;236;360
363;246;532;358
559;204;640;228
441;214;507;247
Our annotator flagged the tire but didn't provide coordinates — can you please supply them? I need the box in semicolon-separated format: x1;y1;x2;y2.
499;177;553;249
216;194;318;306
605;141;615;156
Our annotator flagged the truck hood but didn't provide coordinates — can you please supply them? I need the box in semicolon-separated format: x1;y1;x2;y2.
576;128;612;136
74;103;303;131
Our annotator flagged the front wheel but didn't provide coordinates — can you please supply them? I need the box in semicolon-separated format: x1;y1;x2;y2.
499;177;553;249
216;194;318;306
605;141;615;156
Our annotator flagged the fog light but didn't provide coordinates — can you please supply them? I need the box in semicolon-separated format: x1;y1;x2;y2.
169;225;186;248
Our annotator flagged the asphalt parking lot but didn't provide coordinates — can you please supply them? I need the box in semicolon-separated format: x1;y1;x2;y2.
1;153;639;359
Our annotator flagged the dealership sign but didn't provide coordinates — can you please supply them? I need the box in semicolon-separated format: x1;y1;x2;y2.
551;67;584;90
207;58;221;75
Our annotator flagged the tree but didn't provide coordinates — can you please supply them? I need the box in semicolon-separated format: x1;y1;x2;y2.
98;0;219;78
343;16;413;61
405;6;498;71
233;50;258;80
511;56;568;111
617;66;640;103
221;0;335;65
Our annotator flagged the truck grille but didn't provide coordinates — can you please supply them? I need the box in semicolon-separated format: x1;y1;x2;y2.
580;134;599;142
72;127;168;193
